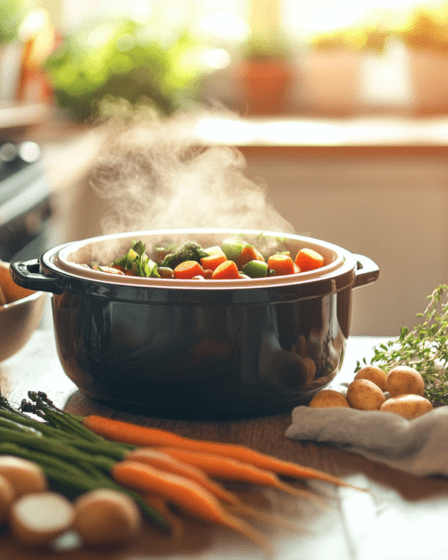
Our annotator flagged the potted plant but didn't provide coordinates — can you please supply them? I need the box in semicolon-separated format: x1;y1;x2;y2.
302;25;391;115
0;0;35;100
398;6;448;113
44;17;207;122
238;31;294;115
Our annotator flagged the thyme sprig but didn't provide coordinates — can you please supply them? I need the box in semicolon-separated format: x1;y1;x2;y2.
356;284;448;404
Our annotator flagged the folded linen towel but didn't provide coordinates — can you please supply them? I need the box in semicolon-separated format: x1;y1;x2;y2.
285;405;448;477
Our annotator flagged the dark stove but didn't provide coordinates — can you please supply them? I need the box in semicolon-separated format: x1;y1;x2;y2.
0;141;52;262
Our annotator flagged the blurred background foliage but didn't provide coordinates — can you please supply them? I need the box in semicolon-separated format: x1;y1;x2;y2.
0;0;36;42
44;17;208;121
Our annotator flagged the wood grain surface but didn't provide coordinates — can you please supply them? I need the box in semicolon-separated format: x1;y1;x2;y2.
1;331;448;560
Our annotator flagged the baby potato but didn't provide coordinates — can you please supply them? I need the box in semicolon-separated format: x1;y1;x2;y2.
386;366;425;397
308;389;350;408
354;366;387;391
347;379;386;411
380;394;433;420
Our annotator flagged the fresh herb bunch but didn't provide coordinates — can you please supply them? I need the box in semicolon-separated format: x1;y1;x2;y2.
356;284;448;404
113;239;160;277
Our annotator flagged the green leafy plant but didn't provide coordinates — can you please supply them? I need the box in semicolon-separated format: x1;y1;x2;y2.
356;285;448;404
0;0;35;43
45;17;206;121
243;31;292;61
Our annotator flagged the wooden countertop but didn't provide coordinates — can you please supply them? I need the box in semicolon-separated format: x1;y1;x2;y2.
1;330;448;559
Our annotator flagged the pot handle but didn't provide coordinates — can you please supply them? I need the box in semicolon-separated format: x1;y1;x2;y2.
353;254;379;289
10;259;64;295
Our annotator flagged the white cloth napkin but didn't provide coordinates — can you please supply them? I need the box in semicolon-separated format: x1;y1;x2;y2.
285;405;448;477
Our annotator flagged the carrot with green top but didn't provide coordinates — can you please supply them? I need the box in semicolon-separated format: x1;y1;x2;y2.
111;460;271;552
129;449;307;530
294;248;324;272
82;415;362;489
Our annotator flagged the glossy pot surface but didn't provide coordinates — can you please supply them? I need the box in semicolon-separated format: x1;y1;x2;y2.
11;229;379;419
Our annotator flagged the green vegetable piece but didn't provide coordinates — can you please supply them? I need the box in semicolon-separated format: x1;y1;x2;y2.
221;240;244;262
160;241;208;269
158;267;174;279
113;240;160;278
242;260;268;278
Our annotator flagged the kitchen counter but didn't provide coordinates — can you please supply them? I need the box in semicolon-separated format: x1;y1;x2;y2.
1;329;448;559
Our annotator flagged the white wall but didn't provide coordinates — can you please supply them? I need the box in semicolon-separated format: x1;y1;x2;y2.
244;155;448;336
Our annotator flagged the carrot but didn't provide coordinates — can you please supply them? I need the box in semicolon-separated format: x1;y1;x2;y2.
294;248;324;272
200;253;227;271
111;461;271;552
127;449;309;529
125;448;238;505
160;448;325;506
235;245;260;269
82;415;359;490
253;248;266;262
267;254;295;276
173;261;204;279
144;493;184;540
211;260;240;280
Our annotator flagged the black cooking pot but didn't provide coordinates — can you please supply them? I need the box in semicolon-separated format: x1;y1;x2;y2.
11;229;379;419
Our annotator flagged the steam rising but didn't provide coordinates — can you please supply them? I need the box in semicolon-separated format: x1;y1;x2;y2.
89;105;294;235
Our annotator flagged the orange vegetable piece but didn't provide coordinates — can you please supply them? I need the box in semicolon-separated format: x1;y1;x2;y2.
200;253;227;271
173;261;204;279
294;248;324;272
267;254;295;276
83;415;363;489
235;246;259;269
0;261;35;304
211;260;240;280
111;461;271;551
253;248;265;262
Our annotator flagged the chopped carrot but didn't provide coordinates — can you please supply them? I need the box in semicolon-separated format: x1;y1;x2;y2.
173;261;204;279
267;254;295;276
111;461;271;552
235;245;259;269
253;248;265;262
294;249;324;272
200;253;227;271
211;260;240;280
82;415;361;489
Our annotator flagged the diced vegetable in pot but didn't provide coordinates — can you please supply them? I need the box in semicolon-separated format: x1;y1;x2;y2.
88;238;326;281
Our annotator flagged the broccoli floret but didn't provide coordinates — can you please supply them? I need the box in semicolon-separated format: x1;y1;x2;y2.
160;241;208;269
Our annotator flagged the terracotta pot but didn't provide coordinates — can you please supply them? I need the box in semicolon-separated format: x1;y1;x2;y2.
408;48;448;114
238;60;293;115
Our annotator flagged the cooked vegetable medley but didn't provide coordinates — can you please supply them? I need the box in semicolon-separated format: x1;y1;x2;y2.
90;239;325;280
